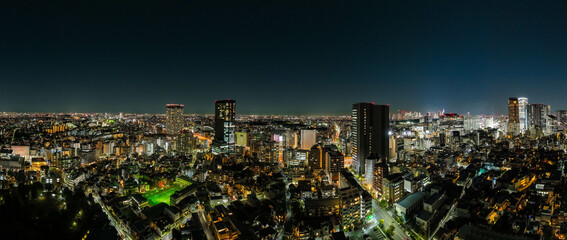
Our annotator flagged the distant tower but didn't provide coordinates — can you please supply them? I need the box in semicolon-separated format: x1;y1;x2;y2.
177;129;195;155
527;103;550;134
351;103;389;176
214;99;236;144
518;97;528;133
557;110;567;130
165;104;184;135
300;129;316;150
508;98;519;135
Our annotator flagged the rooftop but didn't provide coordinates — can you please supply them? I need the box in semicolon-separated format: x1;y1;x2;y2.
396;191;427;208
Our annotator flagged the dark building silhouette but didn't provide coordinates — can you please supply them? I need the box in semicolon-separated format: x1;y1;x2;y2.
351;103;389;176
214;99;236;145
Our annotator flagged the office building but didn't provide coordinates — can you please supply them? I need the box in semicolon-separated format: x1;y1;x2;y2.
176;129;195;155
326;145;345;183
214;99;236;145
351;103;389;176
300;129;316;150
518;97;528;133
309;144;344;183
165;104;184;135
508;98;519;135
528;103;550;135
309;143;325;170
235;132;249;147
383;173;404;204
558;110;567;130
372;157;389;197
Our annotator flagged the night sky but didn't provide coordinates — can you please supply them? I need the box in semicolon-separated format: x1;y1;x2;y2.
1;0;567;115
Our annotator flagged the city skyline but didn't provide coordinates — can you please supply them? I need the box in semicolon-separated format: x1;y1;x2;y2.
2;1;567;114
0;96;563;116
3;1;567;240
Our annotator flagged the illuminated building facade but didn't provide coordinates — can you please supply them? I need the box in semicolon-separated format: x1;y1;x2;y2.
176;129;195;155
351;103;389;176
235;132;249;147
508;98;519;135
372;158;389;197
309;144;344;183
309;143;324;170
518;97;528;133
527;103;550;135
326;146;344;183
558;110;567;130
214;99;236;145
300;129;316;150
383;173;404;204
165;104;184;135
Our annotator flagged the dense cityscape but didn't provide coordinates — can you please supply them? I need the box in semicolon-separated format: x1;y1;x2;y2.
1;97;566;240
3;0;567;239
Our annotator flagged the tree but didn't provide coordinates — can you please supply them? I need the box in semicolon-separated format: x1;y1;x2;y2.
380;199;388;208
386;225;396;236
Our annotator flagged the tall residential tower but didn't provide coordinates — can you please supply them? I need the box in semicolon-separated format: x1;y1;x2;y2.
165;104;184;135
508;98;519;135
351;103;389;176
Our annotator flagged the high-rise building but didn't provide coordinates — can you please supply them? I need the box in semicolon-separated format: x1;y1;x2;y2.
351;103;389;176
527;103;550;134
309;143;324;170
235;131;249;147
518;97;528;133
326;146;344;183
372;158;389;197
165;104;184;135
214;99;236;145
389;135;397;160
300;129;316;150
176;129;195;155
557;110;567;130
508;98;519;135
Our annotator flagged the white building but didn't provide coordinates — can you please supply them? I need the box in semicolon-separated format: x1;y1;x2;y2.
518;97;528;133
300;129;316;150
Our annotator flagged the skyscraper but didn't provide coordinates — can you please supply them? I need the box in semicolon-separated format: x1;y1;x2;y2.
165;104;184;135
508;98;519;135
300;129;316;150
214;99;236;145
527;103;550;134
558;110;567;130
518;97;528;133
351;103;389;176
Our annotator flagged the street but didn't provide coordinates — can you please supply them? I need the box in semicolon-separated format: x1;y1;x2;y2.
372;199;410;240
197;211;215;240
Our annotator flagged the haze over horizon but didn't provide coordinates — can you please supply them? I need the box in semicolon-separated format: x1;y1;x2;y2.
2;0;567;114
